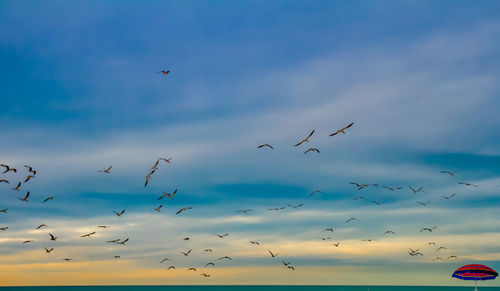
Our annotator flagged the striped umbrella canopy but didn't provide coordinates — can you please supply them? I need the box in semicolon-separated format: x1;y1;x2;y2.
453;264;498;290
453;264;498;281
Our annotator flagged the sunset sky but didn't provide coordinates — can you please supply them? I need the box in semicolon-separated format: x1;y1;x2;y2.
1;0;500;286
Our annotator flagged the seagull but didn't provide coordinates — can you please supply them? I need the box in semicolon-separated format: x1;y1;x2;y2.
287;266;295;271
428;242;436;246
218;256;232;260
215;233;229;238
118;238;129;245
0;209;7;213
0;179;9;183
323;228;334;232
44;247;54;253
281;261;291;266
353;196;367;200
1;164;17;174
159;189;177;200
0;227;8;231
287;203;304;209
12;182;21;191
81;231;96;238
49;233;57;241
320;237;331;241
362;239;376;242
98;225;110;229
114;256;121;259
447;255;458;260
176;207;193;215
304;148;320;154
382;186;403;191
114;209;125;217
200;273;211;277
204;249;213;252
250;241;260;245
24;175;35;183
294;130;315;146
19;191;30;202
205;262;215;267
62;258;73;261
167;266;175;270
236;209;252;214
442;193;456;200
154;205;162;212
181;249;192;256
160;258;170;263
158;158;172;164
432;257;444;261
345;218;357;223
329;122;354;136
268;250;279;257
106;239;121;243
268;207;285;211
23;240;34;243
98;165;112;174
332;242;340;247
159;70;170;75
43;196;55;203
308;190;323;197
458;182;478;187
420;226;438;233
24;165;37;174
436;246;447;251
383;230;396;236
441;170;459;176
350;182;370;190
187;268;197;272
409;186;425;194
257;144;274;150
417;201;430;206
36;224;47;229
150;160;159;170
371;200;382;206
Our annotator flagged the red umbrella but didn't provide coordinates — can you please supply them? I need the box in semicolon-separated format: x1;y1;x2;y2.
452;264;498;290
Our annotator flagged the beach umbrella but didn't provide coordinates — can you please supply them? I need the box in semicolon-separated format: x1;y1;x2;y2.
452;264;498;290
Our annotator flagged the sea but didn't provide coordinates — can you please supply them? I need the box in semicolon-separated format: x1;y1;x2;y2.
1;287;500;291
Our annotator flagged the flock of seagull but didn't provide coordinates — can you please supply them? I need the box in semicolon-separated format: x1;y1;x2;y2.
0;73;485;281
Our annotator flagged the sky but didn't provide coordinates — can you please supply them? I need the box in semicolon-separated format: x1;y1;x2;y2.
1;0;500;286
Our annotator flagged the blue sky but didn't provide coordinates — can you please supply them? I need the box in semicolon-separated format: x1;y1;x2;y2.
1;0;500;286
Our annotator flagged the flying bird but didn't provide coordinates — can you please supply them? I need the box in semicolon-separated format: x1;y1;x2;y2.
0;209;8;213
158;158;172;164
24;175;35;183
160;258;170;263
24;165;37;174
420;226;438;233
287;203;304;209
44;247;54;253
458;182;478;187
383;230;396;235
19;191;30;202
409;186;425;194
182;249;192;256
0;179;9;183
167;266;175;270
23;240;34;243
187;267;196;271
447;255;458;260
257;144;274;150
441;170;459;176
236;209;252;214
176;207;193;215
43;196;55;203
442;193;456;200
323;228;334;232
98;225;110;229
36;224;47;229
114;256;121;258
371;200;382;206
49;233;57;241
114;209;125;217
329;122;354;136
345;218;357;223
118;238;129;245
382;186;403;191
201;273;211;277
215;233;229;238
0;227;8;231
159;189;177;200
294;130;314;146
287;266;295;271
304;148;320;154
417;201;430;206
62;258;73;261
436;246;447;251
268;250;279;257
81;231;96;238
332;242;340;247
12;182;21;191
98;165;112;174
1;164;17;174
205;262;215;267
308;190;324;197
250;241;260;245
154;205;162;212
159;70;170;75
204;249;213;252
218;256;232;260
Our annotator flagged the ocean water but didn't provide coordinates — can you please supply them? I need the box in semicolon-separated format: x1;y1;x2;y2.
1;287;500;291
